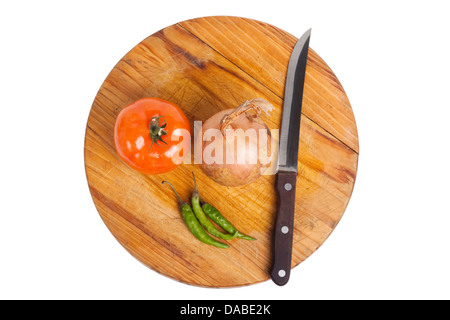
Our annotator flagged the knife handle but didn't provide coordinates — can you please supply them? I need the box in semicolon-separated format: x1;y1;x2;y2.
270;171;297;286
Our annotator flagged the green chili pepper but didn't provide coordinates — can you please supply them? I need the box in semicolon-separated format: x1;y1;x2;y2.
162;181;229;249
191;173;238;240
191;172;255;241
201;203;256;241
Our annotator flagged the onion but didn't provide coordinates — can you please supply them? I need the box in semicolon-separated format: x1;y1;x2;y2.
196;98;275;187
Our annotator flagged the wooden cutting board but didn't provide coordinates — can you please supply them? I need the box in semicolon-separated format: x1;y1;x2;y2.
84;16;359;287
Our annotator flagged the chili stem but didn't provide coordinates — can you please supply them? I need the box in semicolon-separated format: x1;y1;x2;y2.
162;181;185;208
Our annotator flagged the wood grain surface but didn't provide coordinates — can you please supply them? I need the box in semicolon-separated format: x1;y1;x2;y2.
84;16;359;287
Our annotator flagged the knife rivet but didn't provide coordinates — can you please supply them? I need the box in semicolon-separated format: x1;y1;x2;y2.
284;183;292;191
281;226;289;234
278;270;286;278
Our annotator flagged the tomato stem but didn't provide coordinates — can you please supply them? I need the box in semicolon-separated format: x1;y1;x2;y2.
149;116;168;149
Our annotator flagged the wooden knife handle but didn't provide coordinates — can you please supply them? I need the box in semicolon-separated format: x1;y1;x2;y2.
270;171;297;286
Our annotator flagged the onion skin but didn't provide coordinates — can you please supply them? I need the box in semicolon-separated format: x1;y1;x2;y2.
197;99;274;187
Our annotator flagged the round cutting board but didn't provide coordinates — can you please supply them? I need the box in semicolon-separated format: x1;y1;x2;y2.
84;16;359;287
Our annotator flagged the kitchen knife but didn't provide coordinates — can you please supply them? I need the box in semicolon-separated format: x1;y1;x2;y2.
270;29;311;286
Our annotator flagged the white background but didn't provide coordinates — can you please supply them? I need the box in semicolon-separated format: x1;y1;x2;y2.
1;1;449;300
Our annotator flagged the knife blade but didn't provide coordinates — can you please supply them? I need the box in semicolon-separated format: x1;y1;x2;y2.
270;28;311;286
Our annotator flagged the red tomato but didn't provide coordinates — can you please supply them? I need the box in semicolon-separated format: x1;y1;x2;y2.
114;98;191;174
